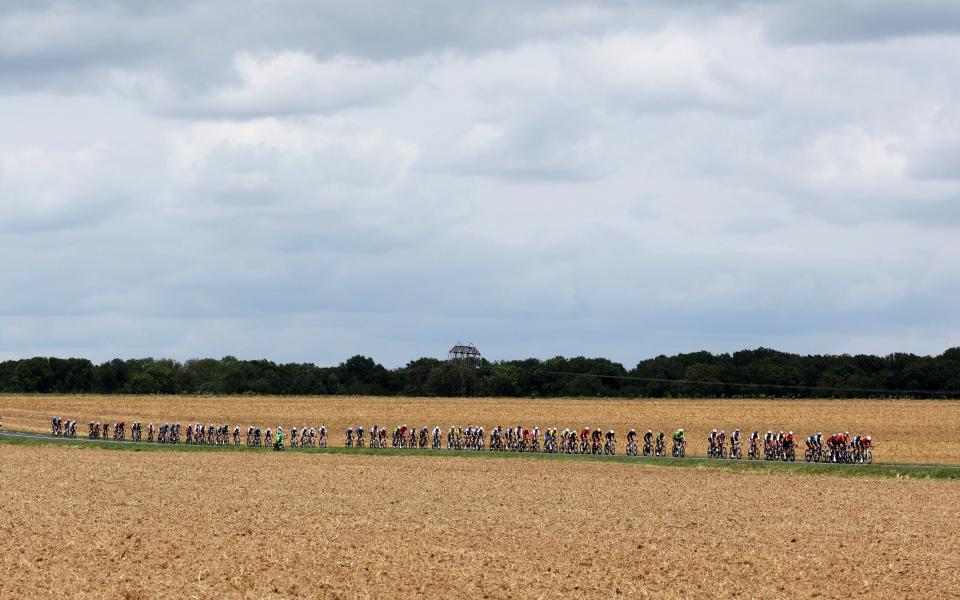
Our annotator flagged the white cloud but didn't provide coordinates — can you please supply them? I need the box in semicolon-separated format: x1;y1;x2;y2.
192;51;420;117
0;146;122;231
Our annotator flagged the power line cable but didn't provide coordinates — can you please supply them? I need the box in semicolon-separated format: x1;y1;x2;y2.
540;370;960;397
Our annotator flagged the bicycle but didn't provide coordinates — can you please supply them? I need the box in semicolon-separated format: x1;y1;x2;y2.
672;441;685;458
730;442;742;460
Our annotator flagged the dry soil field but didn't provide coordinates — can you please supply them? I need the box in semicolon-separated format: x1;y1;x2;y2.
2;395;959;463
1;444;958;598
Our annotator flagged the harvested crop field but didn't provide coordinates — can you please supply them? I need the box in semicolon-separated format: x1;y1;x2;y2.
2;395;959;463
1;444;958;598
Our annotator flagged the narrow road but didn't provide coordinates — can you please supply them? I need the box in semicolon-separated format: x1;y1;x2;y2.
2;429;954;471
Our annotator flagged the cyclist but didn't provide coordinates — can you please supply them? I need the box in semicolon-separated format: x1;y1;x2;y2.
591;428;602;453
671;428;685;457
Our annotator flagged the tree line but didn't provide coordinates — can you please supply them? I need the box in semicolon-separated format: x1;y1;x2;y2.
1;348;959;398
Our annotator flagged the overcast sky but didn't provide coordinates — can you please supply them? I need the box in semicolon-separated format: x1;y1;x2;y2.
1;1;959;367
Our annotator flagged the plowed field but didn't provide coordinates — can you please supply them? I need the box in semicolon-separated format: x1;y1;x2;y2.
1;445;958;598
2;395;958;463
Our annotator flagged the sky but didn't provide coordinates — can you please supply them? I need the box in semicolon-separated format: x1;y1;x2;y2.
1;1;959;367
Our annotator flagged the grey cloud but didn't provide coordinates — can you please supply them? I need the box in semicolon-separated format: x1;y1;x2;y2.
0;1;639;93
1;1;960;365
760;0;960;43
908;140;960;181
894;197;960;227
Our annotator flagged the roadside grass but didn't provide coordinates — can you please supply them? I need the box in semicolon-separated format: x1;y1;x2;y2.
2;431;957;480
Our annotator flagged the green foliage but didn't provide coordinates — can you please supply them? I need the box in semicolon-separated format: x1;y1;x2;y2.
0;347;958;398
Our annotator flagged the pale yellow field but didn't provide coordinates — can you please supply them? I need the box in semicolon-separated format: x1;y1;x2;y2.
2;395;959;463
1;445;958;598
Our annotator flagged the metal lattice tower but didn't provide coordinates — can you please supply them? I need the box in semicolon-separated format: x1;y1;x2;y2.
448;343;481;396
448;343;481;365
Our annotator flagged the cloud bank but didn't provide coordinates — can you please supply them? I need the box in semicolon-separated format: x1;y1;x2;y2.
1;1;959;365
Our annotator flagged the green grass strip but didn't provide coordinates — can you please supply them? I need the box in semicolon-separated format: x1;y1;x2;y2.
2;432;957;480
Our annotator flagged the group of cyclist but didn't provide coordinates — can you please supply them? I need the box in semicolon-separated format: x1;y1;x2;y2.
69;414;694;458
50;416;77;438
60;415;874;462
333;425;690;457
350;425;427;449
700;428;874;463
84;420;128;441
245;425;329;449
804;431;873;463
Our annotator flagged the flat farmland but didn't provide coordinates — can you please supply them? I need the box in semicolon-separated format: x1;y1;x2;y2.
2;395;959;463
1;444;958;598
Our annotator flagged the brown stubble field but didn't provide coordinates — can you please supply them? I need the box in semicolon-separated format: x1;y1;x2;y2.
2;395;959;463
1;445;958;598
